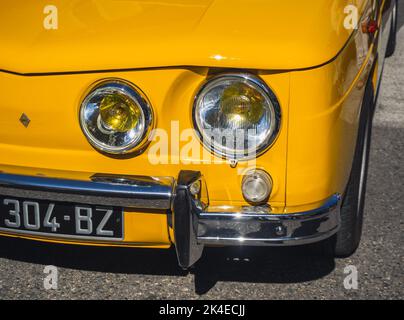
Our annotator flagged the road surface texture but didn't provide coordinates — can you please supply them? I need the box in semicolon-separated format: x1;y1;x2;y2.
0;8;403;300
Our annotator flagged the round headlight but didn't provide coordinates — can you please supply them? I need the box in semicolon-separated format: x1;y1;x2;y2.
193;74;281;160
79;79;154;155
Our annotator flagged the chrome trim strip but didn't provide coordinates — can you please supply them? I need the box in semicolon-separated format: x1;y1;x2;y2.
202;194;339;218
0;173;174;209
197;194;341;246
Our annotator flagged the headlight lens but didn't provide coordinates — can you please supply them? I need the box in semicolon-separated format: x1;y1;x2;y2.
99;94;141;132
79;79;154;154
193;74;281;160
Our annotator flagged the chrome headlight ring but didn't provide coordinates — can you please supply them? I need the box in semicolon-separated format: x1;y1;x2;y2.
192;73;281;161
79;79;154;155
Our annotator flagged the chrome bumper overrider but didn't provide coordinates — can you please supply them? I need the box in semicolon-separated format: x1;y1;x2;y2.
0;171;341;269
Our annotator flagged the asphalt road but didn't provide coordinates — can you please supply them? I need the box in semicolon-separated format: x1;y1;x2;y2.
0;10;403;300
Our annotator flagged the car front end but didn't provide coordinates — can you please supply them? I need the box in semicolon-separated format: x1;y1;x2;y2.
0;0;388;268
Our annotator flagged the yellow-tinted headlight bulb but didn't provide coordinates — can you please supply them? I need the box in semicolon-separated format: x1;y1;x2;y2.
99;94;141;132
220;83;265;128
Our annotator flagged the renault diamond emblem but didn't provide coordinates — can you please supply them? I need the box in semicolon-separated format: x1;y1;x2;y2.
19;113;31;128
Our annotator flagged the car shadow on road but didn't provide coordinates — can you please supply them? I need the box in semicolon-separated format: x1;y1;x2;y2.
0;236;335;295
192;245;335;295
0;236;187;276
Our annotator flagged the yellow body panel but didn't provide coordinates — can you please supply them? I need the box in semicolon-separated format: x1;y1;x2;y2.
287;33;375;208
0;69;289;205
0;0;391;247
0;68;289;245
0;0;367;73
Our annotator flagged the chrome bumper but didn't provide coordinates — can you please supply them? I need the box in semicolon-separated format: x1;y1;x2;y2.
0;173;174;209
0;171;341;269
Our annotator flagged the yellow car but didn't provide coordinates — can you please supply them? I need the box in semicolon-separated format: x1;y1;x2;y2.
0;0;398;268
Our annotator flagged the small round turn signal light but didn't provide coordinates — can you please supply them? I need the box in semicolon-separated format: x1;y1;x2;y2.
242;169;272;205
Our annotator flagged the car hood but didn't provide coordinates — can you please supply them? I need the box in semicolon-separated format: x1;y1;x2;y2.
0;0;367;74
